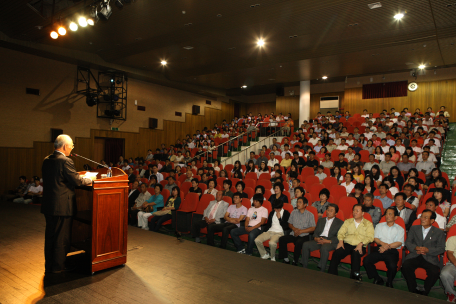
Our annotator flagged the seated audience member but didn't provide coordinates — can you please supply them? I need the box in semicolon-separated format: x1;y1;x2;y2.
432;188;450;218
164;176;177;193
257;151;269;165
306;151;319;170
200;173;210;186
389;166;404;191
302;203;344;272
379;153;395;175
397;154;415;178
149;186;182;232
417;198;446;230
321;153;333;169
221;180;234;198
402;184;419;211
291;152;306;172
268;152;279;167
330;167;344;183
213;193;249;249
333;153;348;169
393;192;416;231
191;191;229;244
235;181;249;199
159;159;173;173
363;175;376;194
429;177;452;204
351;164;364;183
137;184;164;230
311;188;331;218
315;165;327;182
204;179;218;196
184;170;193;183
122;161;131;171
269;182;289;205
383;176;399;196
290;186;304;208
280;152;292;168
342;173;356;195
230;194;268;255
9;175;29;201
189;178;203;198
363;207;405;288
250;185;266;205
440;234;456;302
348;183;365;205
145;164;164;183
127;168;136;184
328;204;375;280
127;181;141;225
374;183;393;209
14;176;42;204
362;193;381;227
416;151;436;181
362;155;377;174
402;209;445;296
254;201;291;261
278;197;316;265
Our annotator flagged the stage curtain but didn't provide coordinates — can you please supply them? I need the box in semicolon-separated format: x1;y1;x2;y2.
105;138;124;164
362;81;408;99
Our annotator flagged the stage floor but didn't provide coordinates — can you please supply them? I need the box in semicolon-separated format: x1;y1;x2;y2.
0;201;446;304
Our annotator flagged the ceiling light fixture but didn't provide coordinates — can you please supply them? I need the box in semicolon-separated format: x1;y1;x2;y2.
394;13;404;20
78;16;88;27
322;76;328;80
87;6;99;25
257;39;265;46
57;26;66;36
98;0;113;20
161;60;167;65
241;85;247;88
418;64;426;69
69;22;78;31
50;31;58;39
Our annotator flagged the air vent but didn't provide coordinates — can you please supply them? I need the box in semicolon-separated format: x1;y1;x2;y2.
137;106;145;111
368;2;382;9
26;88;40;96
175;111;182;117
206;100;212;105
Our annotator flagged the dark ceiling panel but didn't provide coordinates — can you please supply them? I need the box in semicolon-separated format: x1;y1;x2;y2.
0;0;455;94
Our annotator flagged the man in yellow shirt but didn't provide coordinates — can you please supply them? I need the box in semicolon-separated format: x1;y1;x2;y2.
328;204;374;280
280;153;292;169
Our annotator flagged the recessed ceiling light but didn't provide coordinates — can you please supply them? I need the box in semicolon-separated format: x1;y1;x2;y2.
241;85;247;88
183;46;194;50
217;14;222;17
418;64;426;69
161;60;167;65
322;76;328;80
394;13;404;20
257;39;265;46
269;79;275;81
69;22;78;31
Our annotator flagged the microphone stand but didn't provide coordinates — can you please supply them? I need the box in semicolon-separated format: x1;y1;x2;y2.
71;153;109;169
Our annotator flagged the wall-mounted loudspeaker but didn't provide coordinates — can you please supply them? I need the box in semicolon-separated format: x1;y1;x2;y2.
51;128;63;143
149;118;157;129
192;105;200;115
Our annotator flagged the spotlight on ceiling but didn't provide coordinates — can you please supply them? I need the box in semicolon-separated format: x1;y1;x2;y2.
418;64;426;69
115;0;124;8
394;13;404;20
161;60;167;65
98;1;113;20
69;22;78;31
57;26;66;36
257;39;265;46
50;31;58;39
78;16;88;27
87;6;99;26
322;76;328;80
241;85;247;88
86;94;98;107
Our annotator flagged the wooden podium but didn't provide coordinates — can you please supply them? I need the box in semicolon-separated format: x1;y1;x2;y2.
71;167;129;274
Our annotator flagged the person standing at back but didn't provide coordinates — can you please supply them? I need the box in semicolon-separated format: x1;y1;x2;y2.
41;134;94;274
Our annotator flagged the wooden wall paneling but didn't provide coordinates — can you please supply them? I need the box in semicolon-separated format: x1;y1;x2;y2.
343;79;456;121
245;102;276;116
1;105;234;194
276;96;299;125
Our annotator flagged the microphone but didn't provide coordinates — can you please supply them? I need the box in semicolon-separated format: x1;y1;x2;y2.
71;153;109;169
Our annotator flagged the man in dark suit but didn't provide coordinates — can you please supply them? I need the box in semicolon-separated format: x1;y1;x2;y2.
301;203;343;271
127;167;136;184
41;135;93;274
402;209;445;296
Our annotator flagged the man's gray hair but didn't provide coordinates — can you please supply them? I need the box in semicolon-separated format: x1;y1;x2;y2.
54;134;71;149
